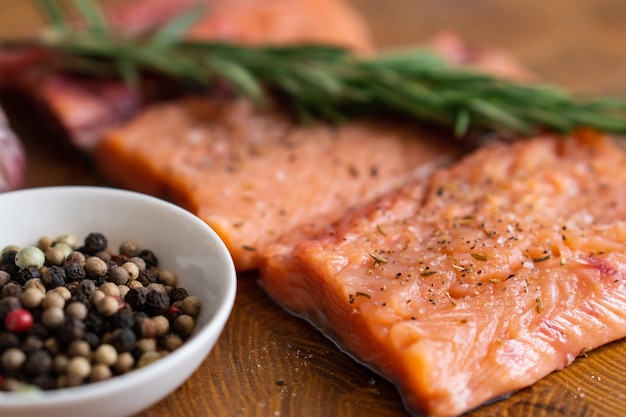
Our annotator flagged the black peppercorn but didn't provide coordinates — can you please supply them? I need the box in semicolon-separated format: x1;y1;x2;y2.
0;331;19;352
144;291;170;317
57;317;86;346
23;349;52;376
83;331;101;350
0;296;20;320
137;269;157;287
83;233;108;254
29;373;56;390
63;262;86;283
168;287;188;303
124;287;149;311
0;250;19;277
42;266;66;290
108;328;136;353
21;335;43;353
138;249;158;268
15;266;42;286
27;323;49;340
84;311;106;334
108;309;135;330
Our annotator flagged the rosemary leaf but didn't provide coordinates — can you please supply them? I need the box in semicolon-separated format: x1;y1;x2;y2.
150;4;208;48
34;0;67;29
70;0;109;36
13;0;626;138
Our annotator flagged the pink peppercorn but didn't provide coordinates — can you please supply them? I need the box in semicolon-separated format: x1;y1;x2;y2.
5;308;34;333
165;306;182;322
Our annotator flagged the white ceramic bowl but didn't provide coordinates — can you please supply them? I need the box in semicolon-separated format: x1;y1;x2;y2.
0;186;237;417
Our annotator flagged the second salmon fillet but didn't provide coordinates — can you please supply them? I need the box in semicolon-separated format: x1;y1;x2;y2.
96;97;460;271
259;131;626;417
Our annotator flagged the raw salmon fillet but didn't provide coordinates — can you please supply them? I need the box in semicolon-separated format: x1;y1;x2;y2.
259;131;626;417
0;0;372;150
95;97;461;271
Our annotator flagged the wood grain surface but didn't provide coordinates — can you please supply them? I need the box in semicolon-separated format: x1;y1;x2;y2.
2;1;626;416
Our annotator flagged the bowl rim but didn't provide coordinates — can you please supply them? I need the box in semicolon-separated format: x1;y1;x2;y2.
0;185;238;406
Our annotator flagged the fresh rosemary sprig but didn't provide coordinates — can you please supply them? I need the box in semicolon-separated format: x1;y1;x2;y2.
18;0;626;137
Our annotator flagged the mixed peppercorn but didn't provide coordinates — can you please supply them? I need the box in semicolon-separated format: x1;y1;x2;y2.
0;232;202;391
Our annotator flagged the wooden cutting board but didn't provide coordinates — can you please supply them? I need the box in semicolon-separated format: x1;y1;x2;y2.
2;1;626;416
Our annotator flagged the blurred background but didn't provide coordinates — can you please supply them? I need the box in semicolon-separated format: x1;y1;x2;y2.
0;0;625;93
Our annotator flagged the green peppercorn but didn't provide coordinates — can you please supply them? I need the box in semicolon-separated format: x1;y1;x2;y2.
55;235;78;249
15;247;45;268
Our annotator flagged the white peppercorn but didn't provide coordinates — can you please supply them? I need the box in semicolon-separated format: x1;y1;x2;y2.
146;283;165;293
122;262;139;280
37;236;55;251
1;347;26;370
97;296;120;317
66;356;91;379
99;282;120;297
53;354;69;374
117;285;130;298
152;315;170;337
119;240;141;257
52;286;71;301
113;352;134;374
89;363;112;382
85;257;107;278
42;292;65;309
41;307;65;329
180;296;202;317
0;270;10;287
65;302;88;320
130;257;146;272
162;334;183;351
94;344;117;366
135;338;156;353
128;280;143;289
108;266;129;285
90;290;106;305
44;246;66;266
24;278;45;293
157;270;177;286
172;314;195;338
43;337;60;355
67;340;91;358
20;288;44;309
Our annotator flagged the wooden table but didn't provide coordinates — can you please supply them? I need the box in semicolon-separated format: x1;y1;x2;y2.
3;1;626;416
